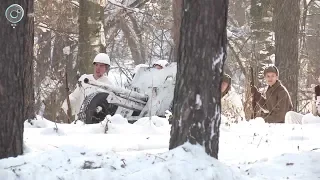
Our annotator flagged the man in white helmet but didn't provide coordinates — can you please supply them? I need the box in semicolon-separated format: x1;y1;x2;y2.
61;53;113;119
131;60;169;79
152;60;169;69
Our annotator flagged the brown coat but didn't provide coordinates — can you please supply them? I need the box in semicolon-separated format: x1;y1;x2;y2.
254;80;293;123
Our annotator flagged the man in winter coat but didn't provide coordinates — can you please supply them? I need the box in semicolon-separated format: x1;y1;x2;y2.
251;65;293;123
61;53;114;119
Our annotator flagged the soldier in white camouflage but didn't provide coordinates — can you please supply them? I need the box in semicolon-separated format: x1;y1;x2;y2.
221;74;245;122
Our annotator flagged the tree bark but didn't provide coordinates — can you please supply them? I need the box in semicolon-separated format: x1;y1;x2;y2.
306;1;320;85
169;0;228;159
0;0;34;159
128;14;147;63
78;0;105;74
274;0;300;110
119;18;144;65
234;0;246;26
172;0;182;61
250;0;274;81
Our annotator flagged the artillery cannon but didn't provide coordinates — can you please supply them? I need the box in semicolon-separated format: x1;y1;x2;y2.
77;62;177;124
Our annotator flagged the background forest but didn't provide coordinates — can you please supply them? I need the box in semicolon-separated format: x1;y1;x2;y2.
34;0;320;121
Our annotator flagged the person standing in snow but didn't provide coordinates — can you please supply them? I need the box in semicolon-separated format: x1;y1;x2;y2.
251;65;293;123
221;73;245;122
61;53;114;120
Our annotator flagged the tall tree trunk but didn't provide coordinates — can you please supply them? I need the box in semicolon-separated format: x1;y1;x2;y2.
78;0;106;74
169;0;228;159
250;0;274;80
172;0;182;61
34;31;51;114
0;0;34;159
306;1;320;85
128;14;147;63
234;0;246;26
274;0;300;110
119;18;143;65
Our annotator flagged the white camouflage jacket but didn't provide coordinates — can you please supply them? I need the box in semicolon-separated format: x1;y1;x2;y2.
221;89;245;122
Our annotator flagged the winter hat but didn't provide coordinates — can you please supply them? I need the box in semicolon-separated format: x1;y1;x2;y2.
263;65;279;76
222;73;231;84
222;73;231;97
152;60;169;68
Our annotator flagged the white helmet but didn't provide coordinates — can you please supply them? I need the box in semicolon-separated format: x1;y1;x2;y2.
93;53;111;65
152;60;168;68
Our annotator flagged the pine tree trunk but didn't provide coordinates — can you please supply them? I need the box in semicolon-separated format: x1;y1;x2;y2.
306;2;320;85
0;0;34;159
172;0;182;61
234;0;246;26
169;0;228;159
78;0;105;74
274;0;300;111
250;0;274;82
120;18;143;65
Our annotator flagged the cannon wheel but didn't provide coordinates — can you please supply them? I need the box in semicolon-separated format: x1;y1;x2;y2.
78;92;118;124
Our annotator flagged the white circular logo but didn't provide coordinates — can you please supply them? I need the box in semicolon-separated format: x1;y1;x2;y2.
5;4;24;24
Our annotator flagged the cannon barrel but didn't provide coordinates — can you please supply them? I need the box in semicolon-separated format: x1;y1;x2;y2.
83;78;149;102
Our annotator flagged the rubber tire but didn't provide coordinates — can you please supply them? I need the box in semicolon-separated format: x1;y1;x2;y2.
78;92;118;124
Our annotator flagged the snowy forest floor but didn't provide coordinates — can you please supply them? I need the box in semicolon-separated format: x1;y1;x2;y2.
1;115;320;180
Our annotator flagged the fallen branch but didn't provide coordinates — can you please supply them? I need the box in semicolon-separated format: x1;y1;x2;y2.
121;159;127;168
147;154;166;162
108;0;151;16
298;101;310;113
4;162;27;169
227;41;247;77
310;148;320;151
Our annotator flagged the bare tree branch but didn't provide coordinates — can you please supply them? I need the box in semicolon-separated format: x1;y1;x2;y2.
227;41;247;77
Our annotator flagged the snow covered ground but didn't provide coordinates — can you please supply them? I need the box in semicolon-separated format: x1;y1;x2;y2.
1;115;320;180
